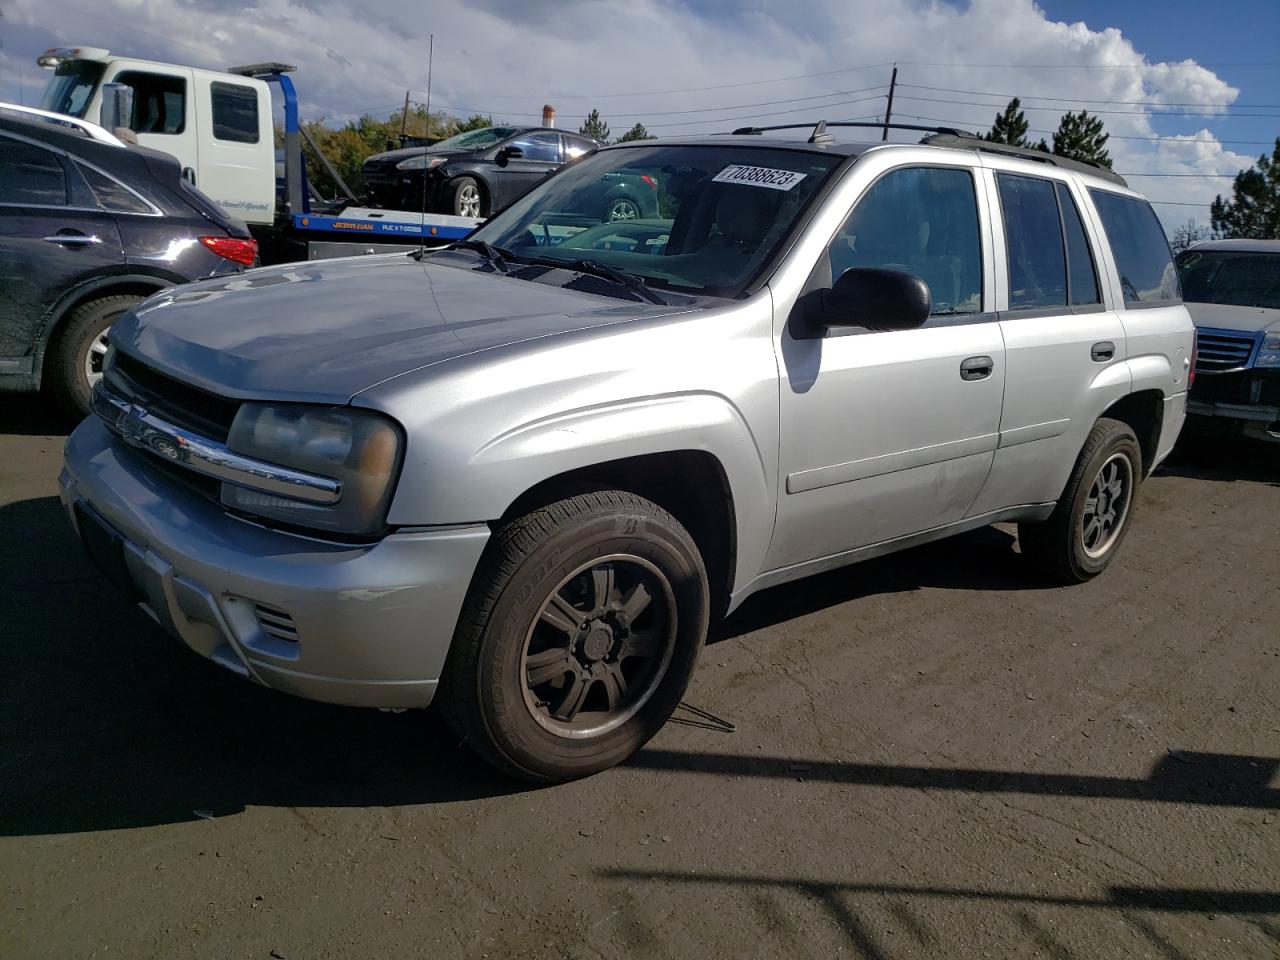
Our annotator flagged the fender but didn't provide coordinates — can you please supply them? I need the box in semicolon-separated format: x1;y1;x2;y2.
28;269;183;386
399;391;774;595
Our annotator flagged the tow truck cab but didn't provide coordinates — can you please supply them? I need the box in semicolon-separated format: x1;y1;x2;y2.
37;47;276;226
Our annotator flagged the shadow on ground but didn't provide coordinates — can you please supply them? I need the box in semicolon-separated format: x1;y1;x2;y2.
1161;427;1280;486
0;394;77;438
4;492;1276;838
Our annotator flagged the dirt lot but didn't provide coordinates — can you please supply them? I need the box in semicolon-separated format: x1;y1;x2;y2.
1;395;1277;960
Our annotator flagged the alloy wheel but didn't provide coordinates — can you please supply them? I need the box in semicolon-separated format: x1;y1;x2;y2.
1081;452;1133;559
520;554;677;738
83;329;111;389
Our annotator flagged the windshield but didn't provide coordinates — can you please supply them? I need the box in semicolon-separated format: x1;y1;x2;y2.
470;144;843;297
39;60;105;117
432;126;522;150
1177;250;1280;310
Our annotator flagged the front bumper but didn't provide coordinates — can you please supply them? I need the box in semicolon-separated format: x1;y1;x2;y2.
1188;369;1280;441
61;417;490;708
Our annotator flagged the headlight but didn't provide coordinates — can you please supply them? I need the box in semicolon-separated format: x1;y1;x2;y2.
221;404;403;537
1257;332;1280;368
395;155;447;172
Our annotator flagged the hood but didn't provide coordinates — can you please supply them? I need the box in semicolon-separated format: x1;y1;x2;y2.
364;145;466;167
109;254;683;404
1185;302;1280;335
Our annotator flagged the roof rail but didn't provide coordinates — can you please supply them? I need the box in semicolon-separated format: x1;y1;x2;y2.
731;120;975;139
923;132;1128;187
0;101;124;146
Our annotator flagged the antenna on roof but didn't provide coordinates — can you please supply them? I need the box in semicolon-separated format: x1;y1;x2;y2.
808;120;834;145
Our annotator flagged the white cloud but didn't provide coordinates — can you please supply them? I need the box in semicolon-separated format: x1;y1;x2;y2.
0;0;1259;226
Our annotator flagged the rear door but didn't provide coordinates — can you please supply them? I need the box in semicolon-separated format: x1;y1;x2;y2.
967;168;1128;515
769;161;1006;569
193;76;275;224
0;134;124;363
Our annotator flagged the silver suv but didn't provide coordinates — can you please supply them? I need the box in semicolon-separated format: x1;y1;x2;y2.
61;123;1194;780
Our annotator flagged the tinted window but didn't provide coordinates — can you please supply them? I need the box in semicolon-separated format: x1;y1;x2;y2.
1090;190;1180;304
116;71;186;135
998;173;1066;309
211;81;259;143
1057;183;1100;305
829;166;983;317
1176;250;1280;310
76;162;153;214
0;139;67;205
564;135;596;159
509;132;562;163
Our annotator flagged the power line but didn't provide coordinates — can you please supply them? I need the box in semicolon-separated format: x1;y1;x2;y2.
896;60;1280;69
895;94;1280;119
898;82;1280;110
897;112;1277;146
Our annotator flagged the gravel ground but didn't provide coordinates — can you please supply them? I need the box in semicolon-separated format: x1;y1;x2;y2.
1;396;1277;959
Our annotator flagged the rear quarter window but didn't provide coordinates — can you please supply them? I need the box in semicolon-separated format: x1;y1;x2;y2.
1089;190;1180;305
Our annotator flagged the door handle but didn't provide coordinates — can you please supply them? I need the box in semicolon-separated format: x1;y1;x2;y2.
1091;341;1115;362
960;355;994;381
43;234;102;247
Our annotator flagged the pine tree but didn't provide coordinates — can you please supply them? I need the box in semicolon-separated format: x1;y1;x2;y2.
984;98;1031;147
1210;138;1280;239
615;122;653;143
579;109;610;142
1052;110;1112;169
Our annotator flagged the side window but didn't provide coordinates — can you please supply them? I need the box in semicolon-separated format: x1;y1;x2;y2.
1090;190;1180;304
115;71;186;135
0;139;68;205
211;82;260;144
75;162;154;215
828;166;982;318
1057;184;1100;305
997;173;1066;309
509;132;562;163
563;135;596;159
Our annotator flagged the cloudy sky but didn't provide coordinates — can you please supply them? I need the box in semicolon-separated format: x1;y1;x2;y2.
2;0;1278;228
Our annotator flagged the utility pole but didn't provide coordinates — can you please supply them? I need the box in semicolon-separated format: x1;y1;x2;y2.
399;89;410;139
424;34;434;138
881;64;898;141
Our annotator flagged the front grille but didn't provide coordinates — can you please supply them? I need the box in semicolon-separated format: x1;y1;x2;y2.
254;603;299;643
106;352;241;442
1195;331;1258;373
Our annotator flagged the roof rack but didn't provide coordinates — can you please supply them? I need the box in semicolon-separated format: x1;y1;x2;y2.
923;133;1128;187
0;101;124;146
732;120;973;141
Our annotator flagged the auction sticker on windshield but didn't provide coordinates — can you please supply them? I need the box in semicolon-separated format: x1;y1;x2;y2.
712;165;808;191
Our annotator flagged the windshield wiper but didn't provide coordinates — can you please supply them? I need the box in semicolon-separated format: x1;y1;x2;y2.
420;239;514;273
512;254;667;305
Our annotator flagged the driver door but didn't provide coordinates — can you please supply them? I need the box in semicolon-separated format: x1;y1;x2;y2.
767;163;1006;570
492;132;563;207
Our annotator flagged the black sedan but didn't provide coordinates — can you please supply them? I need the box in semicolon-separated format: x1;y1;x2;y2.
0;106;256;416
362;126;659;221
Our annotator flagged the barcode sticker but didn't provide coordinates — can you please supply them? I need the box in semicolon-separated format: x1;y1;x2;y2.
712;164;808;191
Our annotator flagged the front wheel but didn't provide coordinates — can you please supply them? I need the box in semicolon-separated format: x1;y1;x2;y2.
1019;418;1143;583
450;176;486;218
437;491;709;782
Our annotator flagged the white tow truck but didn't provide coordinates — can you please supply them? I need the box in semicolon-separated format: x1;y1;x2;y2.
35;46;483;262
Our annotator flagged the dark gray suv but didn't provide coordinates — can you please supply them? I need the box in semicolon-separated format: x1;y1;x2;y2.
0;105;257;416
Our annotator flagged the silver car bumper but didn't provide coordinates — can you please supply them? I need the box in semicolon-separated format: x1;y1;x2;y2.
61;417;490;709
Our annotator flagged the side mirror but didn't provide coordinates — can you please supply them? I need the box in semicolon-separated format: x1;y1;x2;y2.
98;82;135;133
814;267;931;332
496;145;523;166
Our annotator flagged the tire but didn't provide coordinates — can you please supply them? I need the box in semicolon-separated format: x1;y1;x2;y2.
437;491;710;782
1018;418;1143;583
450;176;486;218
45;294;142;419
606;197;641;221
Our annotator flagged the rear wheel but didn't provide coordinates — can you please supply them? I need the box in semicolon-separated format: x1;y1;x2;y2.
450;177;486;218
1019;418;1142;582
46;294;142;419
606;197;641;221
437;491;709;782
